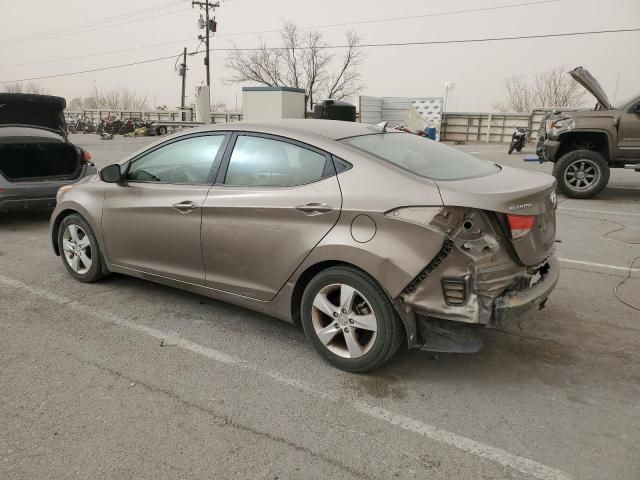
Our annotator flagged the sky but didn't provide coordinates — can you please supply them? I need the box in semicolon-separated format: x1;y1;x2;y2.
0;0;638;112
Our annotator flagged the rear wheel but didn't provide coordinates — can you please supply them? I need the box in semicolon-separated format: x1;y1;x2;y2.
300;266;403;373
58;214;106;283
553;149;609;199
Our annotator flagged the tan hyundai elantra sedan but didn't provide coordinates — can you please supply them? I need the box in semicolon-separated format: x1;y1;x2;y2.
50;120;559;372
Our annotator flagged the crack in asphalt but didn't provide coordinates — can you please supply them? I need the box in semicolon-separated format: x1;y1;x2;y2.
57;349;371;480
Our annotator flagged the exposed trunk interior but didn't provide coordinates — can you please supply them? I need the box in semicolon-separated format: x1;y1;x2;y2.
0;142;80;182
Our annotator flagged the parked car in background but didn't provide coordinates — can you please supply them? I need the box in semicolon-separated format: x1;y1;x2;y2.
538;66;640;198
0;93;96;212
50;120;559;372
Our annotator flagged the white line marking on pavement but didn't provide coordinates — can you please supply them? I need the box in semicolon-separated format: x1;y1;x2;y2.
558;207;640;218
0;274;573;480
354;403;572;480
559;258;640;273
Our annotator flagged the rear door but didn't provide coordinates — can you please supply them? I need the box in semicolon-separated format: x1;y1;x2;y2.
102;133;228;284
201;133;342;300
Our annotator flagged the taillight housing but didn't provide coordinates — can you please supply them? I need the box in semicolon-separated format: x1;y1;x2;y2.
81;149;92;162
507;214;535;240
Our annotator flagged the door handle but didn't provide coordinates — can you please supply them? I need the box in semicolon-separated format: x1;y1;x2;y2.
172;201;199;213
295;203;334;215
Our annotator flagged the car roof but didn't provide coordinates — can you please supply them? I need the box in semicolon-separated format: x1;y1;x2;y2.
192;119;378;141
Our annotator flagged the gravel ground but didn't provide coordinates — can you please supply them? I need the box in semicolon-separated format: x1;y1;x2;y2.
1;133;639;480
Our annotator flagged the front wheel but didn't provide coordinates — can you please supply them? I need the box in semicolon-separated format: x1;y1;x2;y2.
300;266;403;373
58;214;106;283
508;140;516;155
553;150;610;199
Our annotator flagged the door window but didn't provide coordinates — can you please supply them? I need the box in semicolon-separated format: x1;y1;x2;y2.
126;135;225;184
224;135;328;187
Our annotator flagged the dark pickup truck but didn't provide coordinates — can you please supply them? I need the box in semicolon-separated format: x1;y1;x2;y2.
537;67;640;199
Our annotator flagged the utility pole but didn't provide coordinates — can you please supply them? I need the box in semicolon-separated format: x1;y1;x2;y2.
180;47;187;109
192;0;219;88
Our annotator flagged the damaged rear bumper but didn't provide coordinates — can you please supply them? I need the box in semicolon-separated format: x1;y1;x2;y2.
492;255;560;325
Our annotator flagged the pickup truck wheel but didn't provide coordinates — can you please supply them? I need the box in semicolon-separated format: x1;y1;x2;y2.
553;150;609;199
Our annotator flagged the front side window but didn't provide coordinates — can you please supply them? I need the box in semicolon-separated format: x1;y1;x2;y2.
127;135;225;184
224;135;328;187
341;132;500;181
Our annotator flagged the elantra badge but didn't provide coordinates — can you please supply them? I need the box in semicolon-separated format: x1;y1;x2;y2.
508;202;534;212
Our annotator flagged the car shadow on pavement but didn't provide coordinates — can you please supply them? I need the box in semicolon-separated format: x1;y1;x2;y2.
0;209;52;230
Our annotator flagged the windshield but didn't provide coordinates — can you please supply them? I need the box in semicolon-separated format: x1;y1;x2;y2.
340;132;500;181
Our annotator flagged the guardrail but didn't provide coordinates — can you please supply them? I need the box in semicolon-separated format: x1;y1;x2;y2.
64;110;243;124
64;108;565;144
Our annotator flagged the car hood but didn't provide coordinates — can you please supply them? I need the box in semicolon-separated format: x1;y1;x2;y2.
0;93;67;135
569;67;611;110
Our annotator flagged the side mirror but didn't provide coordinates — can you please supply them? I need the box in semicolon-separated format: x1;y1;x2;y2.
100;164;122;183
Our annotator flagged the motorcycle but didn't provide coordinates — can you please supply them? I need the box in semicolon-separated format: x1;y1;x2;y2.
508;127;530;154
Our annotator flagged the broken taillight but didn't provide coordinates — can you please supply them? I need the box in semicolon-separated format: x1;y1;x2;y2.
507;214;535;240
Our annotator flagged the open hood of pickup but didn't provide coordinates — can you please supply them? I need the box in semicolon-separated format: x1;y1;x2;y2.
0;93;67;135
569;67;611;110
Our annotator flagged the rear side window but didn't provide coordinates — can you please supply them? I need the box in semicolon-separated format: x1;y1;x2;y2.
224;135;328;187
341;132;500;180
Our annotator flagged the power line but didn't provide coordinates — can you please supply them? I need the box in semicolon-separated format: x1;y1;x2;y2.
0;1;185;44
0;7;191;47
1;27;638;84
219;0;562;38
0;0;556;50
1;0;560;68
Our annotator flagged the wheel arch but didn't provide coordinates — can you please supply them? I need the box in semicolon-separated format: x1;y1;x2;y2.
289;259;409;345
557;130;611;161
51;208;81;255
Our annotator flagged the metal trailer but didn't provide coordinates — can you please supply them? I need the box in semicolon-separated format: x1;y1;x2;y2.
149;120;205;136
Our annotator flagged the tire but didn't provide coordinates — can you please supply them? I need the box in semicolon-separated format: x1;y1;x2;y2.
553;149;610;199
515;143;524;152
508;141;516;155
300;266;403;373
157;126;168;135
57;214;106;283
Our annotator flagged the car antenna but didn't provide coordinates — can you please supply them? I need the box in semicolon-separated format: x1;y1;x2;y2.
374;121;388;132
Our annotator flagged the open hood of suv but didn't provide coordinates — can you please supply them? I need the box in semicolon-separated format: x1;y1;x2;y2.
569;67;611;110
0;93;67;135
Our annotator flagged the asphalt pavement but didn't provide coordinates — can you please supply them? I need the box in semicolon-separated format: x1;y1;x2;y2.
1;133;639;480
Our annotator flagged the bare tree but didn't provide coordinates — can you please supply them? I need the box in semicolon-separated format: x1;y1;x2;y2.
4;82;49;94
78;86;149;110
323;31;364;103
211;100;227;112
225;21;364;110
494;67;587;112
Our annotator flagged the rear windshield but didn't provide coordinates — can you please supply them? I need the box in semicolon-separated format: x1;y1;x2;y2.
340;132;500;181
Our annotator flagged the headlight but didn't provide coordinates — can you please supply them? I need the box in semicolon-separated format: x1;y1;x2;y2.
550;118;574;135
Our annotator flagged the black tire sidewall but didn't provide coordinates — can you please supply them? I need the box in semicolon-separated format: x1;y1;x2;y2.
300;267;400;373
58;214;104;282
553;150;610;199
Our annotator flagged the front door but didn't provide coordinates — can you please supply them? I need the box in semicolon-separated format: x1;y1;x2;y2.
617;98;640;158
102;133;228;284
201;133;342;300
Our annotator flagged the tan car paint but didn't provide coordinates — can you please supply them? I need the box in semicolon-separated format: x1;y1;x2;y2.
50;120;559;350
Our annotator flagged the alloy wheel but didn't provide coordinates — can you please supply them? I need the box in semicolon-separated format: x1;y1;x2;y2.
62;224;92;275
311;283;378;359
564;158;600;191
